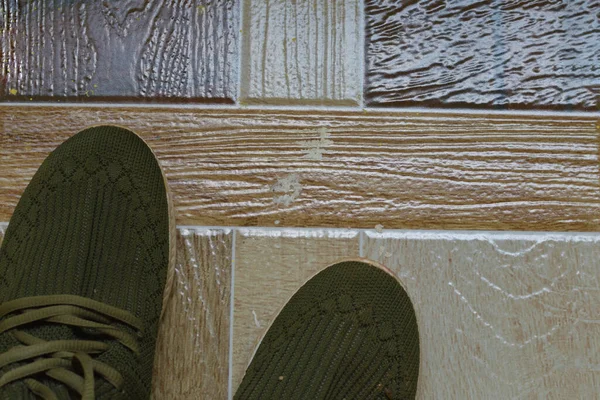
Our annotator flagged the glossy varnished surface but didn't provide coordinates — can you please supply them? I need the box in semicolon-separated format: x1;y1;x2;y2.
1;107;599;231
364;230;600;399
365;0;600;110
0;0;239;102
241;0;362;105
152;228;232;400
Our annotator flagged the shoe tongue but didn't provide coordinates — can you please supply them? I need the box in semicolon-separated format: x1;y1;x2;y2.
25;322;79;343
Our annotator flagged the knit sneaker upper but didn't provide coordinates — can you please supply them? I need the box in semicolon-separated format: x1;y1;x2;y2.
0;126;170;399
234;260;420;400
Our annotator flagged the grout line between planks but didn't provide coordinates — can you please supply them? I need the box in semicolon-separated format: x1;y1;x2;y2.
235;0;244;106
359;230;364;257
1;102;599;118
176;225;600;238
4;221;599;239
227;228;237;400
358;0;365;109
3;222;600;239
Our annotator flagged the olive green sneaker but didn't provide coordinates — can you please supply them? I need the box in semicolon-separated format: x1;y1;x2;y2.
0;126;175;399
234;260;420;400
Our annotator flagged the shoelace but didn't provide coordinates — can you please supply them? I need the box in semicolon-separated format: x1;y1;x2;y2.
0;294;143;400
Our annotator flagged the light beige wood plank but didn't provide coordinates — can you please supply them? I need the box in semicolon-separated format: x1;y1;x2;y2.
232;228;360;391
1;107;599;231
364;230;600;399
241;0;362;105
152;227;232;400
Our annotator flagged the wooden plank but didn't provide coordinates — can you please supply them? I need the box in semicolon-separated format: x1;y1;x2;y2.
1;106;599;231
365;0;600;110
0;0;238;102
364;230;600;399
240;0;361;105
153;227;232;400
232;227;360;391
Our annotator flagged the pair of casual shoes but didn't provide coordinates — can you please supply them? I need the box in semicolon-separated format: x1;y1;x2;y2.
0;126;419;399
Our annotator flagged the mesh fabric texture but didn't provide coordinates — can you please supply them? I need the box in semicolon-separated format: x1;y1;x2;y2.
234;260;420;400
0;126;169;399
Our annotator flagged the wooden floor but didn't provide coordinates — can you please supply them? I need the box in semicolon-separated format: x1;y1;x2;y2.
1;107;599;231
4;224;597;398
1;0;600;398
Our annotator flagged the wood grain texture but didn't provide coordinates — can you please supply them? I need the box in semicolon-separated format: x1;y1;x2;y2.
0;0;238;102
241;0;361;105
364;230;600;399
365;0;600;110
1;106;599;231
152;227;232;400
232;228;360;391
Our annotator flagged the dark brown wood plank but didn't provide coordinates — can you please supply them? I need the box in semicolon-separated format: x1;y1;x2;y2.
0;0;238;102
365;0;600;110
1;106;599;231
